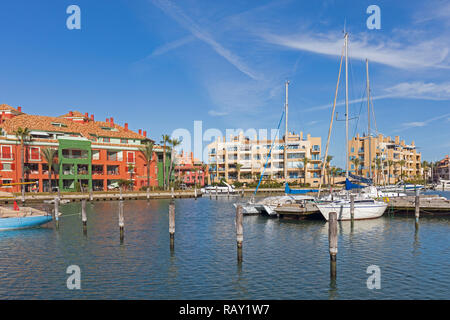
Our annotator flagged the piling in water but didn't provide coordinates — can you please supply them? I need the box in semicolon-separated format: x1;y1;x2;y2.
81;199;87;234
328;211;338;261
54;196;59;229
119;200;124;242
146;187;150;200
89;189;93;201
169;200;175;250
415;189;420;223
328;211;337;281
215;186;218;199
171;187;174;199
350;194;355;221
119;187;123;201
236;205;243;262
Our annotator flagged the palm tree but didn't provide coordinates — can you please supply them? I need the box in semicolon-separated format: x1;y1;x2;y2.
301;157;310;185
13;127;31;196
351;157;361;176
421;160;429;185
398;159;406;182
375;157;382;185
387;160;394;185
127;164;135;189
160;134;170;190
138;142;154;188
235;163;243;182
41;147;57;192
325;155;333;185
167;138;182;188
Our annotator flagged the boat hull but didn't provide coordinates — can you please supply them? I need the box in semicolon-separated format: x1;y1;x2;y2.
316;202;388;221
0;215;53;231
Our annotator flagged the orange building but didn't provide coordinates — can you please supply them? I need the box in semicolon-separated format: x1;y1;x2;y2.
0;104;163;193
174;151;208;186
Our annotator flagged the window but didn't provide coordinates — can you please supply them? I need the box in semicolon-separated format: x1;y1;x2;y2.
1;146;12;159
1;163;12;171
103;137;110;143
2;179;12;188
127;152;135;163
92;150;100;160
30;147;40;160
120;139;128;144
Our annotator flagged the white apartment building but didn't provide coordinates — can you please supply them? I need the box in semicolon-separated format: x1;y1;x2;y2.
207;131;322;186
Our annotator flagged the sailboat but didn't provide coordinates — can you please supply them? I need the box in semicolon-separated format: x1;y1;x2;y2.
316;32;388;221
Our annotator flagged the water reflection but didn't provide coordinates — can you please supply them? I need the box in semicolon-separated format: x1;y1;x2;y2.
0;197;449;299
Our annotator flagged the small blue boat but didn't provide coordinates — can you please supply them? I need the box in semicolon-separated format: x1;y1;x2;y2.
0;214;53;231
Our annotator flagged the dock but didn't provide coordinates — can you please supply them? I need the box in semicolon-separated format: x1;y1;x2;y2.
0;190;200;204
388;194;450;215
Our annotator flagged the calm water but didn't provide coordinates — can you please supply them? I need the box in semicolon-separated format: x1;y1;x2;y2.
0;191;449;300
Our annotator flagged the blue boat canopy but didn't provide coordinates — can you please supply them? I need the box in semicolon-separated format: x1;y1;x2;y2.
285;183;318;194
345;178;365;190
349;173;373;185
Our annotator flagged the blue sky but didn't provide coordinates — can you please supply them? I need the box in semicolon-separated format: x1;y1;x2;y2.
0;0;449;167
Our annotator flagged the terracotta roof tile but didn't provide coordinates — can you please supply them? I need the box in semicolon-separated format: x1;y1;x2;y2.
0;113;151;141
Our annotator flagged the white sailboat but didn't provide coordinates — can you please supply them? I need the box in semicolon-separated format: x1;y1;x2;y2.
316;33;388;221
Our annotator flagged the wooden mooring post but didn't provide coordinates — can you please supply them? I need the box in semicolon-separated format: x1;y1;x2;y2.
119;186;123;201
328;211;338;280
350;194;355;222
89;188;93;201
415;188;420;224
119;200;124;243
171;187;174;199
54;196;59;229
236;205;243;262
81;199;87;234
194;186;197;200
169;200;175;250
146;187;150;201
215;186;218;199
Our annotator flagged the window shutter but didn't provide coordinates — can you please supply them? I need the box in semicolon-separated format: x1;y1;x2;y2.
11;163;15;170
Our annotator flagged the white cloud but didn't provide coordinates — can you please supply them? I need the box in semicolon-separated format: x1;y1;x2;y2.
395;112;450;132
305;81;450;112
263;31;450;70
150;0;261;80
150;35;195;57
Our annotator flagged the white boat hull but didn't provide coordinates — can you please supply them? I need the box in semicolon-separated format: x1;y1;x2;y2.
316;201;388;221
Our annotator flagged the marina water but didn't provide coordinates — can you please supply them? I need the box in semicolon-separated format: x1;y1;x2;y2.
0;191;449;299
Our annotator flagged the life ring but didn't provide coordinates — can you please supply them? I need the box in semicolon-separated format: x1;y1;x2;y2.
383;197;389;203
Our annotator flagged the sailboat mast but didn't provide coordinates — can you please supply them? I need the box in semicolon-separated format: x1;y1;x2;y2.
366;59;372;180
345;33;349;178
284;80;289;183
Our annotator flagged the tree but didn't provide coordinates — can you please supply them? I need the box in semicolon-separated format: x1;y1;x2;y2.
41;147;57;192
421;160;429;185
387;160;394;185
13;127;31;195
160;134;171;190
325;155;333;185
127;163;135;189
301;157;310;185
167;138;182;188
351;157;361;175
398;159;406;182
235;163;243;182
375;157;382;185
138;142;154;188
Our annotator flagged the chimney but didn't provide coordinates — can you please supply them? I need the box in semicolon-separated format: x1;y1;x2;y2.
90;114;94;121
17;106;22;112
124;123;128;131
106;118;109;123
85;112;88;118
143;130;147;137
69;111;73;116
110;117;114;127
395;136;400;144
139;129;142;135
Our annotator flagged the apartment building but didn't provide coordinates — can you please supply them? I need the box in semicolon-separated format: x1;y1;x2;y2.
433;155;449;181
348;133;422;182
0;105;169;192
207;131;322;186
174;151;208;187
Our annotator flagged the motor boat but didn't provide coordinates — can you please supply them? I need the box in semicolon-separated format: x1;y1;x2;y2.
235;195;316;216
316;197;388;221
201;182;237;195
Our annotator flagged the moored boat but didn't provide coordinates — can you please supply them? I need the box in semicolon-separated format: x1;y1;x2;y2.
0;206;52;231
